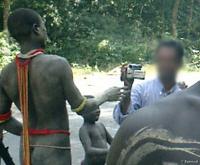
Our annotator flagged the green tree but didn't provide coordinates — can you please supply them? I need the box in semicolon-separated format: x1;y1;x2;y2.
0;0;200;69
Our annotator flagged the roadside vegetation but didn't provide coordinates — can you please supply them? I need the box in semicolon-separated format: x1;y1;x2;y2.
1;0;200;71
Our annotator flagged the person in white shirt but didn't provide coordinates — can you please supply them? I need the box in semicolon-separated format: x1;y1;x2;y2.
113;40;185;124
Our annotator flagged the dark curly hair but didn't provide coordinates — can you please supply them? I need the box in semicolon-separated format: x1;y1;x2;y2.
7;8;41;43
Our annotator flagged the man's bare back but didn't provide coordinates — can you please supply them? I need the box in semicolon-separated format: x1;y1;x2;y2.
1;54;72;164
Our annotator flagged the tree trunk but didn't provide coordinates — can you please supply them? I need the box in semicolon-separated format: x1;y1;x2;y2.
172;0;180;38
3;0;10;30
187;0;194;38
160;0;165;38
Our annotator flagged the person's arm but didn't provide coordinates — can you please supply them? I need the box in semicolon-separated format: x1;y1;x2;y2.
101;124;113;145
79;127;108;156
58;58;122;115
106;130;113;145
119;89;131;115
0;77;22;136
119;64;134;115
113;83;142;125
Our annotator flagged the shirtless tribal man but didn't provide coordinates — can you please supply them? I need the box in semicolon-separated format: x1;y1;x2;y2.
0;8;123;165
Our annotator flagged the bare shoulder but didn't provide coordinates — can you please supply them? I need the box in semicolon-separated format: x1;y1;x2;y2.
79;123;88;131
35;54;72;76
96;122;107;132
1;61;16;83
98;122;105;128
79;124;89;138
38;54;70;68
1;60;15;73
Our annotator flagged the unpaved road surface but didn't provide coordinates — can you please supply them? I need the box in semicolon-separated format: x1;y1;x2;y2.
2;71;199;165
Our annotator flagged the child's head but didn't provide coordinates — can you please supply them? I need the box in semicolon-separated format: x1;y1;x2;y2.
83;95;100;123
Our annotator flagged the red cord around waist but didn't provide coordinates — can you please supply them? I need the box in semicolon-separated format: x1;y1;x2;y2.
0;111;11;121
29;129;70;136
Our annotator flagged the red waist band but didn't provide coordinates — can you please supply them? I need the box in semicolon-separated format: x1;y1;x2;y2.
29;129;70;136
0;111;11;121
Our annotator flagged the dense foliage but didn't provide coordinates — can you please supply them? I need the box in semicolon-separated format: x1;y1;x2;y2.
0;31;18;67
1;0;200;69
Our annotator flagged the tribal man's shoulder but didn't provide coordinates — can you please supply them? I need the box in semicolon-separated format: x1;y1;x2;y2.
40;54;68;63
0;61;16;77
40;54;71;74
39;54;70;68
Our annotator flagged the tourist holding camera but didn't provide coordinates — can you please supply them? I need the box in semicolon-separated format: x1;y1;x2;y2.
113;40;185;124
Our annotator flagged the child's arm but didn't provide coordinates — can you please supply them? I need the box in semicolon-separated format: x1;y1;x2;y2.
101;124;113;145
106;129;113;145
79;127;108;156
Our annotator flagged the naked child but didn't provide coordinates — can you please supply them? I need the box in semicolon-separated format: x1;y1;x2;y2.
79;96;113;165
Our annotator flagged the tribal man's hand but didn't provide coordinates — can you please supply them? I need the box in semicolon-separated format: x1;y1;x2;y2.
104;87;125;102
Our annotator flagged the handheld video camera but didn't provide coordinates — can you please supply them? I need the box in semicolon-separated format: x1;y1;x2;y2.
121;64;145;81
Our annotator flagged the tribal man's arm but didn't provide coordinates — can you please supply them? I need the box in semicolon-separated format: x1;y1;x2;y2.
0;79;22;136
58;58;121;115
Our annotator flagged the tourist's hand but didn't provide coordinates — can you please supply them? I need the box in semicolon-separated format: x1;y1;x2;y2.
119;86;131;115
120;64;134;88
119;86;131;102
124;78;134;89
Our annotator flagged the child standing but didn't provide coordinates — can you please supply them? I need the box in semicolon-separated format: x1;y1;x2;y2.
79;96;113;165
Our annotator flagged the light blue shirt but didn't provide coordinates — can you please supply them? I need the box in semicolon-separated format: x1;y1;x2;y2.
113;78;181;125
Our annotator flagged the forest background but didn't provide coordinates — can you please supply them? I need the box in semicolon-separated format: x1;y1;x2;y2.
1;0;200;71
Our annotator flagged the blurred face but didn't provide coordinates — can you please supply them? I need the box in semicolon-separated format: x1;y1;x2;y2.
84;108;100;123
155;47;181;82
